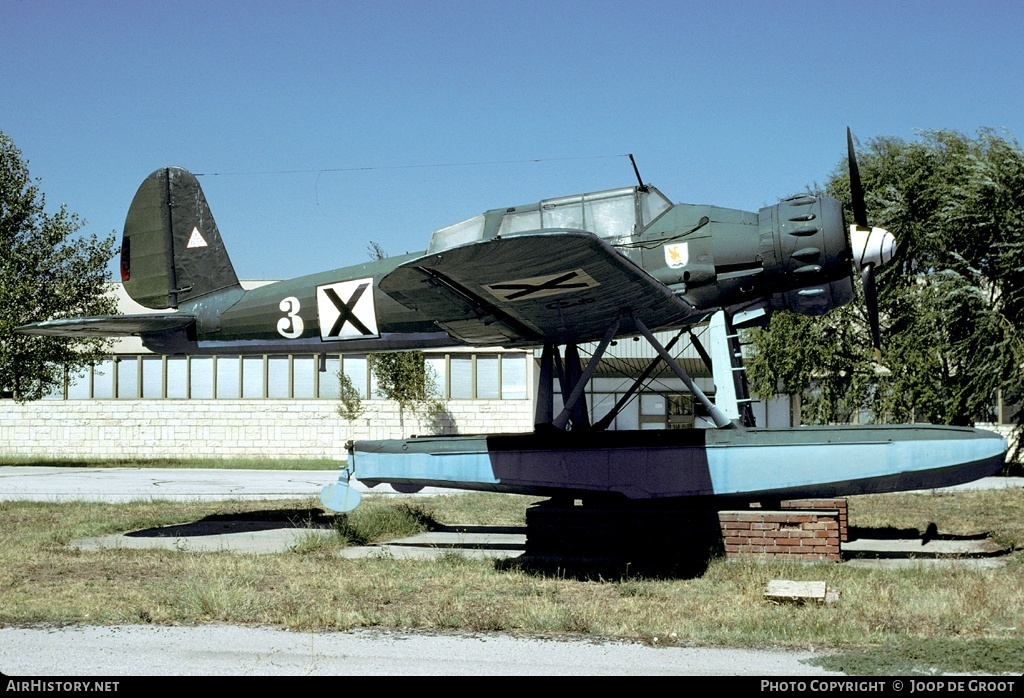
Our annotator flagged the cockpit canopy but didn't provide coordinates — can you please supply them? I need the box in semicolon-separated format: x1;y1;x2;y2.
427;185;672;254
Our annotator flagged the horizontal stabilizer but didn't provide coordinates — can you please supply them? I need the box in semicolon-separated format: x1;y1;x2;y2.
15;314;195;338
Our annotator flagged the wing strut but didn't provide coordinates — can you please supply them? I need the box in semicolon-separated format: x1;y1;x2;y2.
535;343;556;429
592;329;684;431
632;313;735;429
563;344;591;429
535;343;583;429
550;317;620;430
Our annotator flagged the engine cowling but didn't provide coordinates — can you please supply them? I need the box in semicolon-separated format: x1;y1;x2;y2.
641;194;857;324
760;195;855;317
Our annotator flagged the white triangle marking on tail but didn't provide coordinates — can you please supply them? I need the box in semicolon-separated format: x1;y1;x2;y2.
187;227;208;249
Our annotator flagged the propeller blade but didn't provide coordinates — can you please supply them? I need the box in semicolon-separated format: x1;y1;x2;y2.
847;127;869;229
849;128;889;362
861;263;882;362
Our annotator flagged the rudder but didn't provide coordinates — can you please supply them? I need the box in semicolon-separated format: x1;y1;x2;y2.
120;167;241;309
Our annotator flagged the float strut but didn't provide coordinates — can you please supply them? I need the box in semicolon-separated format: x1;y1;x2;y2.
592;329;684;431
631;314;734;429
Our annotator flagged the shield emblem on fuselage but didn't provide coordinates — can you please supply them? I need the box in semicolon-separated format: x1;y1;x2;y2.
664;242;689;269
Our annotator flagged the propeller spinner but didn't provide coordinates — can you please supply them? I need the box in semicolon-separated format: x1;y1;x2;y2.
847;127;897;361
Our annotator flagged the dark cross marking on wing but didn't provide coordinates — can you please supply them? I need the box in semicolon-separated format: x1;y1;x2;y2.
323;283;373;337
488;271;591;301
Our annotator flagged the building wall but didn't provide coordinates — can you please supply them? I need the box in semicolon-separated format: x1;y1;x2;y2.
0;398;534;461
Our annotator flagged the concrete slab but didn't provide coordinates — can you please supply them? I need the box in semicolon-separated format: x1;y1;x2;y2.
843;557;1008;569
69;522;526;559
0;466;454;504
843;536;1007;558
842;532;1010;568
764;580;828;601
933;476;1024;491
73;527;335;555
388;530;527;550
336;524;527;560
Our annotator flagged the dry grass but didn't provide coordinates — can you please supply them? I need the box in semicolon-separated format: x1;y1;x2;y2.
1;490;1022;673
848;488;1024;550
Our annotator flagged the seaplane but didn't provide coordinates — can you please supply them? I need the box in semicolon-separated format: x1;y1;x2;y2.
18;130;1008;513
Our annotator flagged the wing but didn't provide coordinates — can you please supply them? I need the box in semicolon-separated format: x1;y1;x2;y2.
15;314;195;338
378;230;695;346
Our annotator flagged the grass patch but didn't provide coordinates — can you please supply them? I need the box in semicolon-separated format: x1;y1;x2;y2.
848;489;1024;551
424;492;534;525
0;455;339;470
333;502;437;546
0;489;1022;673
810;638;1024;675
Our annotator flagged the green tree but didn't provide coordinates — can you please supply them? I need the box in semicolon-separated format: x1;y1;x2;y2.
336;352;445;425
747;129;1024;434
337;242;446;427
0;132;117;400
335;370;364;421
367;350;444;417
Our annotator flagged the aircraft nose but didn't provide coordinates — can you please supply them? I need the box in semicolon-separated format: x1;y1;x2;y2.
850;225;897;269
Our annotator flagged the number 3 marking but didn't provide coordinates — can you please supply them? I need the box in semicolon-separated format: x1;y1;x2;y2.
277;297;304;338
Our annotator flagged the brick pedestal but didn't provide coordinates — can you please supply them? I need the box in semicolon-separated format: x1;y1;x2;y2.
523;497;846;575
718;509;841;562
780;498;848;542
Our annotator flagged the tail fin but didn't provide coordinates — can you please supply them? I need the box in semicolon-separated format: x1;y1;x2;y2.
120;167;241;309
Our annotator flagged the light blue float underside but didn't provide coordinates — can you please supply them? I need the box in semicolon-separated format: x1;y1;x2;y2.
346;426;1008;501
358;452;499;486
704;435;1006;494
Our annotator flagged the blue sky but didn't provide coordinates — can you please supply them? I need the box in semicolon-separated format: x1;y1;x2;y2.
5;0;1024;279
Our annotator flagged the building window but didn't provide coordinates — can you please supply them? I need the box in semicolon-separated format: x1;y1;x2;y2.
425;355;446;398
190;358;214;399
166;358;188;399
267;356;290;398
142;357;163;398
292;356;316;398
320;356;341;399
67;369;91;400
92;360;114;398
449;356;474;399
241;357;265;398
39;350;531;402
216;356;240;399
342;356;368;399
476;355;499;399
500;354;527;400
117;357;139;399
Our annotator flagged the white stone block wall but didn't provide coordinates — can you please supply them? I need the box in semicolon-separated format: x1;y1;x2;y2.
976;423;1019;460
0;399;534;461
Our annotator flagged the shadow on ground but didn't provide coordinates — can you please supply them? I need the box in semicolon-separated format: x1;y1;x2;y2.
124;508;335;537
